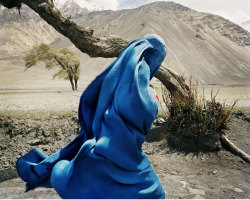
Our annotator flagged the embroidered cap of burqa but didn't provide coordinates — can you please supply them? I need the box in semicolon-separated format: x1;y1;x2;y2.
16;34;167;199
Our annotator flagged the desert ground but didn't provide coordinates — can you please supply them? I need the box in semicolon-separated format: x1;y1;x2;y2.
0;82;249;111
0;83;249;199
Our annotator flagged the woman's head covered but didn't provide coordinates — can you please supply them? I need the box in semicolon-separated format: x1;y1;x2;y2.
141;34;167;79
78;34;167;139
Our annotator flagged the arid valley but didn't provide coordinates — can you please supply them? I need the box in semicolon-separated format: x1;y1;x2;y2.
0;1;249;198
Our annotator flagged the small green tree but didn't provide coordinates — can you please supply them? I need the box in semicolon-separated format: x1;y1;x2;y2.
24;43;81;90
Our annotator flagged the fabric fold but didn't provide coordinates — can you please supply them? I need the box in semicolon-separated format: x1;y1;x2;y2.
16;34;167;199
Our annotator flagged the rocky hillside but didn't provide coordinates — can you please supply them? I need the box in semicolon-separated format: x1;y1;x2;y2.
75;1;250;84
0;6;58;59
0;2;87;58
58;0;88;18
0;1;249;85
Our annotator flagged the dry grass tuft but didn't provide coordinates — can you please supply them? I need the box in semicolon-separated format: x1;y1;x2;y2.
161;77;237;137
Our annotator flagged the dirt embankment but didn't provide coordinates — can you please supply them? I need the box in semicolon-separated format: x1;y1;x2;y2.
0;110;80;182
0;109;249;199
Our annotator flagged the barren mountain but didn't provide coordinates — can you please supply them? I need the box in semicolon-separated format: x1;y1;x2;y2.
58;0;88;18
0;6;58;59
75;2;250;84
0;1;249;86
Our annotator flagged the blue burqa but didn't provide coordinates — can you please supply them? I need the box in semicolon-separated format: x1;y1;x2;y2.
16;34;167;199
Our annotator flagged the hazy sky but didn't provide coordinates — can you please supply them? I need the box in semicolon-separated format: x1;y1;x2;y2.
59;0;250;25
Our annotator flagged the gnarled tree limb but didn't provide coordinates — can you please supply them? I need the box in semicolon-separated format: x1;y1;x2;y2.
0;0;187;96
22;0;128;58
220;134;250;163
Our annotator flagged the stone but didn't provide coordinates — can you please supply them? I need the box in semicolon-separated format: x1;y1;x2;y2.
212;170;217;175
1;156;7;162
3;162;9;168
29;131;36;138
155;117;165;125
180;181;188;188
234;188;244;193
29;139;41;146
42;147;49;152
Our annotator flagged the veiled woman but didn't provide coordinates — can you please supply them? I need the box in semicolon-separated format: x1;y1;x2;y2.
16;34;167;199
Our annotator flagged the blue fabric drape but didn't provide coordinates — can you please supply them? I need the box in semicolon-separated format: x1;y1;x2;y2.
16;34;167;199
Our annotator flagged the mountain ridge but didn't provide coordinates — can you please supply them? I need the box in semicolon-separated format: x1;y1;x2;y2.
0;1;249;85
58;0;88;18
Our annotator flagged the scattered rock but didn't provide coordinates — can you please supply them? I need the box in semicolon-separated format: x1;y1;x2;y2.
0;156;7;162
234;188;244;193
42;147;49;152
28;131;36;138
3;162;9;168
155;118;165;126
180;180;188;188
29;139;41;146
195;34;204;40
212;170;217;175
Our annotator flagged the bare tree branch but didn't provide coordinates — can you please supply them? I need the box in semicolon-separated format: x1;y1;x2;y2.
221;134;250;163
0;0;188;96
155;67;186;96
24;0;129;58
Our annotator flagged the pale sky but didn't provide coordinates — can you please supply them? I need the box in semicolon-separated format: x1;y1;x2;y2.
57;0;250;25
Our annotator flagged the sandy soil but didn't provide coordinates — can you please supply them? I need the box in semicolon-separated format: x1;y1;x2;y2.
0;83;250;112
0;90;82;111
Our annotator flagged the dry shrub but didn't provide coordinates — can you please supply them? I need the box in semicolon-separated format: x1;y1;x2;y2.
161;77;237;137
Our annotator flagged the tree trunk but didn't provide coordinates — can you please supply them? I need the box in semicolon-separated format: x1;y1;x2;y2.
155;66;187;97
0;0;188;97
70;78;75;91
220;134;250;163
74;79;78;91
